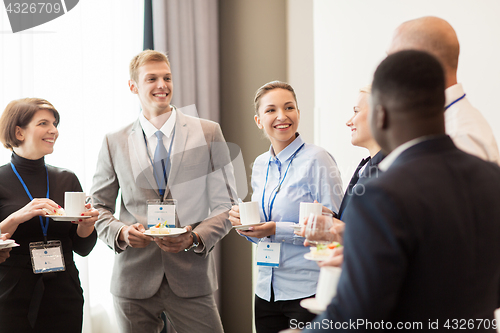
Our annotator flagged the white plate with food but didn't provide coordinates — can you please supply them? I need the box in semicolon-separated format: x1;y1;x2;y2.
46;215;92;222
232;223;263;231
300;297;325;314
304;253;332;262
144;228;187;237
304;243;341;261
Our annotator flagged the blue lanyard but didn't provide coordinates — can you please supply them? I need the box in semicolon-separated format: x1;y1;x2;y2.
143;127;175;198
261;143;304;222
10;162;50;241
445;93;466;110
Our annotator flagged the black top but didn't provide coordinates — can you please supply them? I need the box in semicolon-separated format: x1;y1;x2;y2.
338;150;386;219
0;153;96;257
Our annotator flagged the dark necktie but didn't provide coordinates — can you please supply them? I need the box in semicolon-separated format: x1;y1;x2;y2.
338;157;370;219
349;157;370;193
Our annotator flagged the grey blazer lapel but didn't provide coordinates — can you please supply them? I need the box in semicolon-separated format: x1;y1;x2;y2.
127;119;160;196
164;109;188;198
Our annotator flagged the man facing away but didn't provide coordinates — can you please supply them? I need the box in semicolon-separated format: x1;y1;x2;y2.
388;16;500;165
303;50;500;332
90;50;237;333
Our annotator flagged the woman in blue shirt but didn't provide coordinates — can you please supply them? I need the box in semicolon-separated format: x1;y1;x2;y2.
229;81;343;333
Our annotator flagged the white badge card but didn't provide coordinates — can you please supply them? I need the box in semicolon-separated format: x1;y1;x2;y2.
29;240;65;274
147;199;176;228
256;242;281;267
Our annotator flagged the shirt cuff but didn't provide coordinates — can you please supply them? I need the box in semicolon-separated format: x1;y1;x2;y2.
115;225;128;252
193;232;206;253
274;222;303;244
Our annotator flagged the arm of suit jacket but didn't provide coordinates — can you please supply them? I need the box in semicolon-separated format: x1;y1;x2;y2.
304;182;415;332
90;134;124;253
192;122;237;256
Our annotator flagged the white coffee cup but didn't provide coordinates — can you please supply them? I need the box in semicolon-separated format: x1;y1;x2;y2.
316;266;342;308
299;202;322;225
239;201;260;225
64;192;91;217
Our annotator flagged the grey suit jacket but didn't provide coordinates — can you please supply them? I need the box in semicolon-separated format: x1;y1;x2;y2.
90;109;237;299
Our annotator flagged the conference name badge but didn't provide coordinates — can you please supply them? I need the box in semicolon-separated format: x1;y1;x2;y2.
147;199;176;229
29;240;65;274
256;242;280;267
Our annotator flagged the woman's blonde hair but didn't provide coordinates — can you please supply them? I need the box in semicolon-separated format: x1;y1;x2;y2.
359;84;371;94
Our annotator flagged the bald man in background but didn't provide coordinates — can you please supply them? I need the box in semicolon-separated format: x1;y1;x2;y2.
388;16;500;165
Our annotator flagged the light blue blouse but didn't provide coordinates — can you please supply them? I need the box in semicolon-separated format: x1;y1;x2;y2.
249;134;343;301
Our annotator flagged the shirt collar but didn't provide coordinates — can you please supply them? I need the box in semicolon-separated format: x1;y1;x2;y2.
269;133;304;163
139;106;176;139
378;136;433;171
445;83;465;108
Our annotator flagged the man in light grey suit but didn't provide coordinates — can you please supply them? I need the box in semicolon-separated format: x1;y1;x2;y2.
90;50;237;333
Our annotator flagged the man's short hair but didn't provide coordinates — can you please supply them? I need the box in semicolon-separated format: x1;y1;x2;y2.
372;50;445;117
129;50;171;82
0;98;60;150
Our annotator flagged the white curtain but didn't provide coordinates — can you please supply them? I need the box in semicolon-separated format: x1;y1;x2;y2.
0;2;144;332
152;0;220;122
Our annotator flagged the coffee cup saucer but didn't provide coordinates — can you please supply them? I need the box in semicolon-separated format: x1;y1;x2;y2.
46;215;92;222
0;239;19;249
232;222;263;231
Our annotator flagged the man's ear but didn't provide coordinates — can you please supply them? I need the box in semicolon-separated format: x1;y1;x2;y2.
254;115;263;129
15;126;24;142
374;105;388;130
128;80;138;94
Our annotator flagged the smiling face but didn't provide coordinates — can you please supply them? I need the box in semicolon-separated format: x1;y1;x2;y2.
346;91;374;148
129;61;173;119
254;88;300;154
14;109;59;160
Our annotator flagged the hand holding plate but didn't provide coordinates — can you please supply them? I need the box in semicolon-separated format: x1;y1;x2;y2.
154;226;193;253
120;223;152;248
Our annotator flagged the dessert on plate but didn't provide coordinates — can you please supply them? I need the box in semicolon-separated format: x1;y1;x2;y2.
309;242;341;258
149;221;171;235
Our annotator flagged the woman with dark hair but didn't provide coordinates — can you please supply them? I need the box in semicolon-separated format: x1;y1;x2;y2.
0;98;98;332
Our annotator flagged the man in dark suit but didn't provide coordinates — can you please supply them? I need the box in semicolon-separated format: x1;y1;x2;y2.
302;50;500;332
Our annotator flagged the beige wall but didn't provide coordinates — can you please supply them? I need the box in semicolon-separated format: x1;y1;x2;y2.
287;0;315;144
219;0;287;332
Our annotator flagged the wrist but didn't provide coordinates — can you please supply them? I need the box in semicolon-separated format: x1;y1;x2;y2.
8;212;22;226
77;224;94;238
185;231;200;251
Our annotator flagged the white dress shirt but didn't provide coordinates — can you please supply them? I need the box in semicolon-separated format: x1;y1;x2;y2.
445;83;500;165
379;136;433;172
139;106;177;160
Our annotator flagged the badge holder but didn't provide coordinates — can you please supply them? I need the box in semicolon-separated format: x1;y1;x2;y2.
29;240;65;274
256;242;281;267
147;199;177;229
